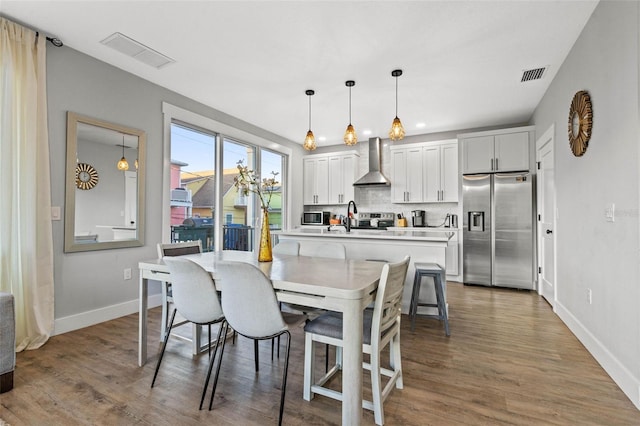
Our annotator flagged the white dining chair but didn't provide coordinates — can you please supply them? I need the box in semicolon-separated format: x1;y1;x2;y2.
303;255;411;425
211;261;306;425
272;240;300;255
151;257;227;411
157;241;203;346
298;242;346;259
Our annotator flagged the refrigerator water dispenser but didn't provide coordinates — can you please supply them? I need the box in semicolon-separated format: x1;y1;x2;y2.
468;211;485;232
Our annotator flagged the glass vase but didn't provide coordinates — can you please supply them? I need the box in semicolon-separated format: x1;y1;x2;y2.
258;208;273;262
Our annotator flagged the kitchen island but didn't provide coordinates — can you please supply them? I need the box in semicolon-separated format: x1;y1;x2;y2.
273;227;454;314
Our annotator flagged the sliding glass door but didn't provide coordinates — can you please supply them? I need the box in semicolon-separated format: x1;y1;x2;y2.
166;120;287;253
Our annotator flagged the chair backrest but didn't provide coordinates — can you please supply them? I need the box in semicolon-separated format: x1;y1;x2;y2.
162;257;223;324
158;240;203;258
371;256;411;346
299;242;346;259
272;240;300;256
215;261;287;339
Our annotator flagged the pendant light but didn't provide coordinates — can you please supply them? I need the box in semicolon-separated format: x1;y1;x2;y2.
303;89;317;151
117;135;129;171
389;69;405;141
343;80;357;146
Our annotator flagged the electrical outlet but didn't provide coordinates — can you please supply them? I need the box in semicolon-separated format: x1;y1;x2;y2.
124;268;132;280
605;203;615;222
587;288;592;305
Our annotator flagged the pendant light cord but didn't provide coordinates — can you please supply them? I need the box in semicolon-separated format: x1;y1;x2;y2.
308;94;312;131
395;76;398;117
349;85;352;124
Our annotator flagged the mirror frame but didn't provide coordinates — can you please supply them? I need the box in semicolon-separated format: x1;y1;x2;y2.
64;112;146;252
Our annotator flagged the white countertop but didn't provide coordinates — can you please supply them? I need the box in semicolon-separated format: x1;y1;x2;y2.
387;226;459;232
274;227;454;242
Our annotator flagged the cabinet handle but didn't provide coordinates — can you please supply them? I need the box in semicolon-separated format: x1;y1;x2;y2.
491;158;494;171
495;158;499;171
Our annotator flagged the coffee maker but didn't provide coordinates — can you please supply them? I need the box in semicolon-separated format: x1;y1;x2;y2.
411;210;426;227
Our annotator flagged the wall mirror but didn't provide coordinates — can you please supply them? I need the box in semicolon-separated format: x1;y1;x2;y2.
64;112;146;252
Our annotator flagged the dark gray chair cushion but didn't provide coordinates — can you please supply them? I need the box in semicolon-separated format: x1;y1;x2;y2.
304;310;374;345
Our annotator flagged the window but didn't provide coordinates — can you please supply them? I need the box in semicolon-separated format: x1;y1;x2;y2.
169;123;216;251
162;102;290;253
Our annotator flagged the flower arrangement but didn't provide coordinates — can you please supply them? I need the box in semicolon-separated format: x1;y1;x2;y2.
233;160;279;211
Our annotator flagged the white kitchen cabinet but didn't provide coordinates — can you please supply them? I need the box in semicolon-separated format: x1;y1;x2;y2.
390;146;423;203
461;128;531;174
328;153;358;204
392;140;458;204
303;157;329;205
304;152;358;205
494;132;530;172
445;231;459;276
423;141;458;203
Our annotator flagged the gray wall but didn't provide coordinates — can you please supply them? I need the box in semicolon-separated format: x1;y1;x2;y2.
531;1;639;407
47;47;303;327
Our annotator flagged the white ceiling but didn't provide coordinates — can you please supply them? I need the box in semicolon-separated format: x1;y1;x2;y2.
3;1;599;148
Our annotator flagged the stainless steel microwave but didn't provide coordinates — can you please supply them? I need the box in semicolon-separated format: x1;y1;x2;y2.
302;211;330;225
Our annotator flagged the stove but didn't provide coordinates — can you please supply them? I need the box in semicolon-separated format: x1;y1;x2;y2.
354;212;395;229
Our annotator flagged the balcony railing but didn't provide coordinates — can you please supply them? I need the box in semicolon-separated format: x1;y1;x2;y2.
171;224;254;252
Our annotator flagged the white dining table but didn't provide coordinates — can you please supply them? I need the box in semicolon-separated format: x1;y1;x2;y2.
138;250;384;425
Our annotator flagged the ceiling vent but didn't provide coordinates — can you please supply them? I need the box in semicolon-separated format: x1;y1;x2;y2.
100;32;175;69
520;67;547;82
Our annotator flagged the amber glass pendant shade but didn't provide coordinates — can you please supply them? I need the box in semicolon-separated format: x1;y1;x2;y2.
389;69;405;141
343;80;357;146
117;135;129;170
344;124;357;146
304;89;317;151
117;157;129;171
389;116;405;141
304;129;316;151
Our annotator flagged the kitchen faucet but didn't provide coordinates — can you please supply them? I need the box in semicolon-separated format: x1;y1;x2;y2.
346;200;358;233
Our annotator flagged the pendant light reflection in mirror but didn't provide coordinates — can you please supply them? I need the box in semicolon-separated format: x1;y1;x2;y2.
389;69;405;141
116;135;129;171
343;80;357;146
303;89;317;151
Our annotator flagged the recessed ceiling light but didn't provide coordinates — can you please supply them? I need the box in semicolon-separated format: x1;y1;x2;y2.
318;136;327;142
363;129;372;136
416;122;426;128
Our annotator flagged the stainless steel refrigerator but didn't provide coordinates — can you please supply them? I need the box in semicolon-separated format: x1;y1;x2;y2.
462;172;534;290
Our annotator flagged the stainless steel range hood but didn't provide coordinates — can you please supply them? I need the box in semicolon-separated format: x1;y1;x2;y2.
353;137;390;186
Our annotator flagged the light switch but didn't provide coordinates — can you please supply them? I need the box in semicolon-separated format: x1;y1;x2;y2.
51;206;61;221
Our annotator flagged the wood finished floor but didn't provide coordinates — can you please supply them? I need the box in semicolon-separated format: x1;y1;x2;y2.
1;282;638;425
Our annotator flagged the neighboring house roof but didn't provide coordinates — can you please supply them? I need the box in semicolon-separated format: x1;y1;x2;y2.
185;169;238;209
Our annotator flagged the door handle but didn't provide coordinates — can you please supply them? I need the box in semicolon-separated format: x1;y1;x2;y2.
546;229;553;234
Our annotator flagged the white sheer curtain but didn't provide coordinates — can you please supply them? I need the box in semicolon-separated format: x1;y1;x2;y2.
0;18;55;350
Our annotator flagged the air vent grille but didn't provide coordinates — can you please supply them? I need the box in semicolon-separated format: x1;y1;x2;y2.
521;67;547;82
101;32;175;69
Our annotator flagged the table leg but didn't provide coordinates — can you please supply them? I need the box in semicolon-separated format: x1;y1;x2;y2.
138;275;148;366
341;299;363;425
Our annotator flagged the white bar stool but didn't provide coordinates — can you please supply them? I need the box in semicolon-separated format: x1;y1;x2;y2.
409;262;450;336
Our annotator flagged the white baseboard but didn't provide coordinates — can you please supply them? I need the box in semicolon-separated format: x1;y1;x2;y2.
53;294;163;336
555;300;640;410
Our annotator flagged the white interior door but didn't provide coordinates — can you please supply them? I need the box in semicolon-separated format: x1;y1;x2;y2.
536;126;556;306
